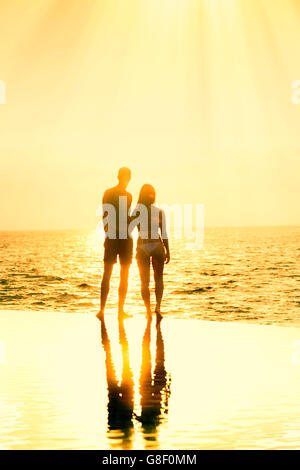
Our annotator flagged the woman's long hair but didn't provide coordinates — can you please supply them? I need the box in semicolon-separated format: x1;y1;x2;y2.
137;184;156;207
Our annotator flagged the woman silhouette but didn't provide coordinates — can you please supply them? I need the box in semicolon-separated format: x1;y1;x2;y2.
133;184;170;321
135;318;171;441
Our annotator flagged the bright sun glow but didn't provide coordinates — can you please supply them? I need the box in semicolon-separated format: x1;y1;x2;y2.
0;0;300;229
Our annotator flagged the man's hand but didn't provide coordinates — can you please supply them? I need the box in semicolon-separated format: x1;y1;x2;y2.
165;251;170;264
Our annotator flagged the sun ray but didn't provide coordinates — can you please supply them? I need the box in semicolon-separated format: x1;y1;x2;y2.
0;0;299;228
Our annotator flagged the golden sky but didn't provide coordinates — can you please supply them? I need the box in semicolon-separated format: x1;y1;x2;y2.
0;0;300;229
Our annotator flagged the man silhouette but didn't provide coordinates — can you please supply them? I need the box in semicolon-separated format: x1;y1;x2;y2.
97;167;133;320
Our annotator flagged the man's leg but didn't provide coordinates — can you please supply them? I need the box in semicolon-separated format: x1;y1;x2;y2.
118;238;133;317
97;262;114;319
118;263;130;316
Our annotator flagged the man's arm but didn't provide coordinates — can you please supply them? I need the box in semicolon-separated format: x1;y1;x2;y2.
102;190;109;232
128;193;132;211
127;192;133;222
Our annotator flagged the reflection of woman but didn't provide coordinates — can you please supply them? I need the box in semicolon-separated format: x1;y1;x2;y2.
135;319;171;441
133;184;170;320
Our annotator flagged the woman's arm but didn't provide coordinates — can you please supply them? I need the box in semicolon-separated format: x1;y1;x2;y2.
159;210;170;264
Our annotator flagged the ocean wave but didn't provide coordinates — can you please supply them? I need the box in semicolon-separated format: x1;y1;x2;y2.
24;275;64;281
173;286;213;294
77;283;92;289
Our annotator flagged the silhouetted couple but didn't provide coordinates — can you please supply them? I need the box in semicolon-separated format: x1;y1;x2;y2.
97;167;170;322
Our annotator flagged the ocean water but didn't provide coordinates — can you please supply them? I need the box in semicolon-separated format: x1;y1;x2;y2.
0;226;299;325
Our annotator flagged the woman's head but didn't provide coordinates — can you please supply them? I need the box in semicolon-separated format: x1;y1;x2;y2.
138;184;156;206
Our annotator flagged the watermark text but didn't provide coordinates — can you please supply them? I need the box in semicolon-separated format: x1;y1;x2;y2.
292;80;300;104
96;199;205;249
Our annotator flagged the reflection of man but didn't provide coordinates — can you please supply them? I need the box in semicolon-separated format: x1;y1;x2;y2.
99;317;134;448
97;167;132;320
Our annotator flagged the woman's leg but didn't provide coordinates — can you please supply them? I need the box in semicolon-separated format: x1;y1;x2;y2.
137;256;152;316
152;256;164;314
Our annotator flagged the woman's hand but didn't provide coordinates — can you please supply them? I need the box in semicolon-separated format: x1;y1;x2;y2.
165;251;170;264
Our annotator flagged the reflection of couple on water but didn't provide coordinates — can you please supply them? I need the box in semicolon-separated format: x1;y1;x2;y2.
97;167;170;323
99;316;171;446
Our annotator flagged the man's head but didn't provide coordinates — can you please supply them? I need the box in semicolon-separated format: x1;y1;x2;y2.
117;167;131;189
